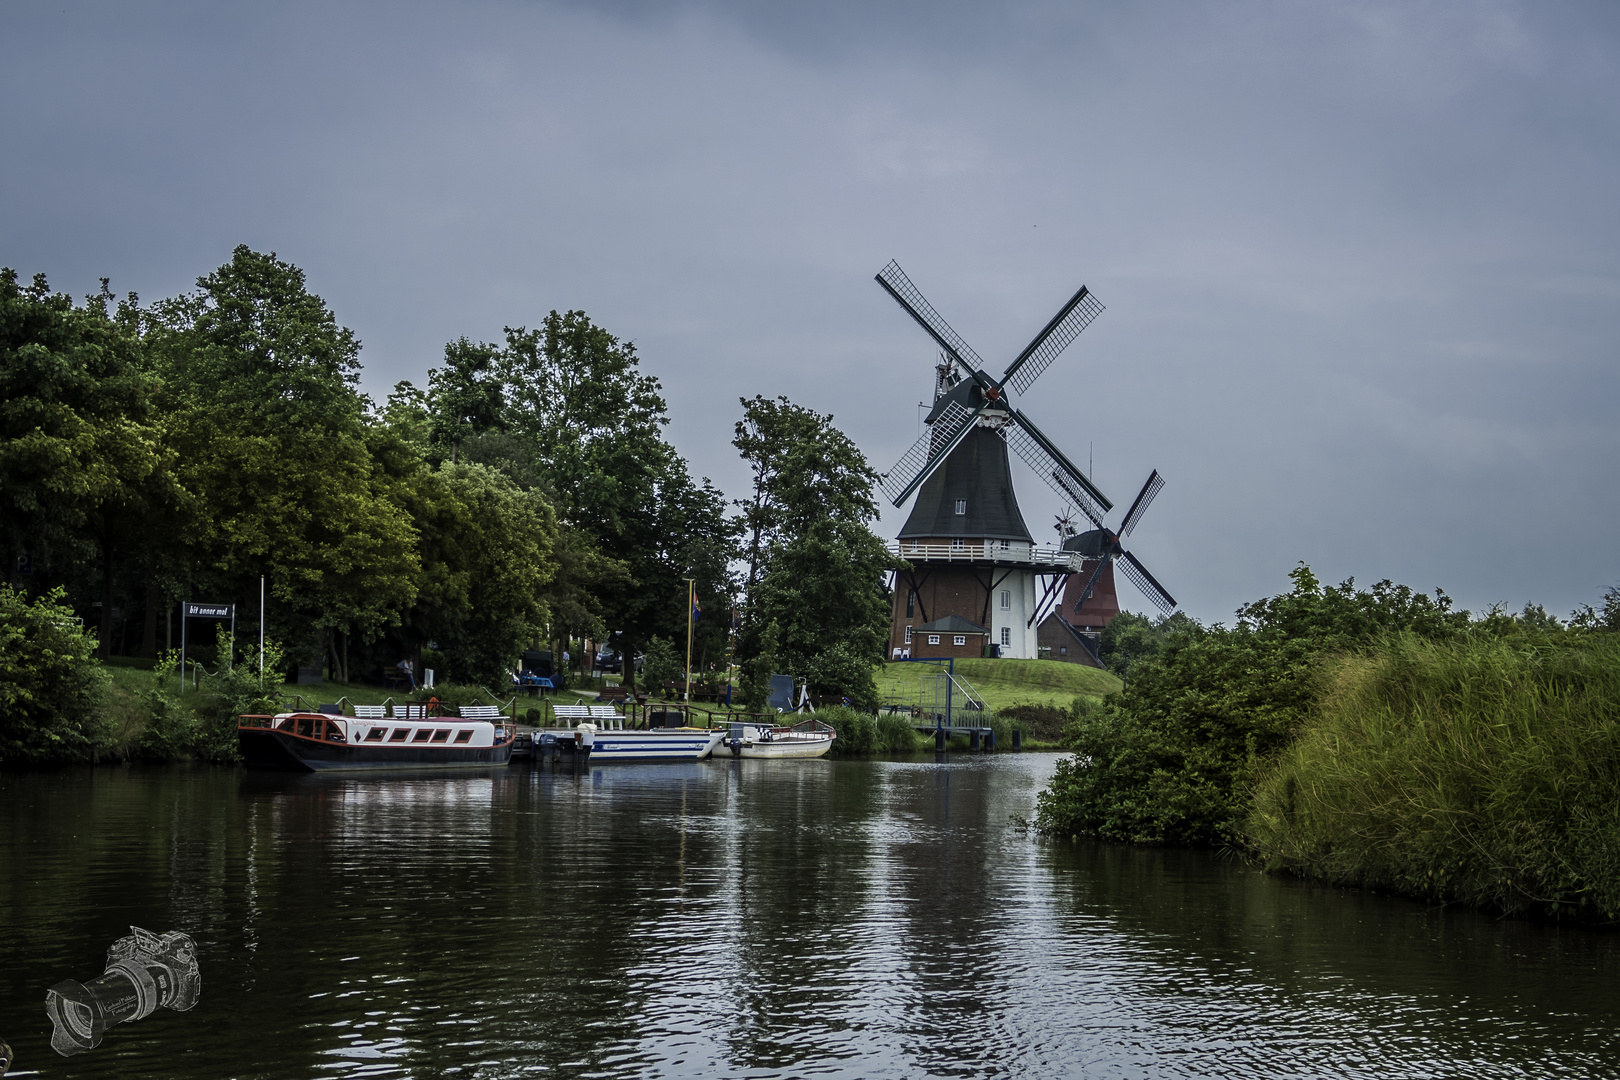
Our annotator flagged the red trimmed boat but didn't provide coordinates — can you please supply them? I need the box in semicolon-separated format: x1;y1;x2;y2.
238;705;516;771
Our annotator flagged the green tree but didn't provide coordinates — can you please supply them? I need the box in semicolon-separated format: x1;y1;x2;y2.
0;586;109;765
641;635;681;694
733;394;880;596
0;271;176;654
499;311;737;673
1036;564;1473;847
740;619;780;712
398;462;556;684
427;337;505;463
733;396;890;707
146;247;421;665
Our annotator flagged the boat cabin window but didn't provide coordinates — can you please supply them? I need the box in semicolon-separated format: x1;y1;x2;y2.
364;728;386;742
453;729;474;744
430;729;450;743
292;716;317;738
412;728;433;742
388;728;409;742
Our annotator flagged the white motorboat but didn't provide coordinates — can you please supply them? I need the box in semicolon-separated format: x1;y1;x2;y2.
566;722;726;763
719;718;836;759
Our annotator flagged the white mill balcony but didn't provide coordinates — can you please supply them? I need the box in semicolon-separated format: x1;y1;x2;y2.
887;540;1082;571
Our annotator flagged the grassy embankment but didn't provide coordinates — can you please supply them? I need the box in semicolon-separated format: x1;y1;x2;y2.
1248;632;1620;921
875;657;1120;746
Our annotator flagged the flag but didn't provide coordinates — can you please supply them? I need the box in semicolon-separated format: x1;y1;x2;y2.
692;595;701;622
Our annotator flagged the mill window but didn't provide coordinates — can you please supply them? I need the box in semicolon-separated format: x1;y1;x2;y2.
904;626;913;644
951;538;965;550
1000;538;1010;550
954;500;966;515
953;635;966;646
1000;627;1011;646
906;590;915;617
1060;645;1068;656
928;635;941;646
1000;590;1011;610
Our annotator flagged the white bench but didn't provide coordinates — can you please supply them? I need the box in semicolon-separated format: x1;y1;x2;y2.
353;705;386;719
392;704;427;719
459;705;504;720
552;703;624;729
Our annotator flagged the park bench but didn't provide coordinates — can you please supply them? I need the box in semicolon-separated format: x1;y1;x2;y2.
552;703;625;729
382;665;411;689
353;705;386;719
458;705;505;720
597;684;633;704
392;704;428;719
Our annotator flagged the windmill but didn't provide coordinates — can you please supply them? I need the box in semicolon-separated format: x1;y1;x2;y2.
875;260;1121;662
1060;469;1177;639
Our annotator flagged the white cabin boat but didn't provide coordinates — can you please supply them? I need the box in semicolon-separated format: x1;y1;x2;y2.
719;718;836;759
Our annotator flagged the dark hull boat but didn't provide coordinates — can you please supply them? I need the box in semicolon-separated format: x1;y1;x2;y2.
238;710;515;772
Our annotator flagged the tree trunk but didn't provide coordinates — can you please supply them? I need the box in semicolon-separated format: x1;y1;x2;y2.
99;529;115;660
140;584;161;658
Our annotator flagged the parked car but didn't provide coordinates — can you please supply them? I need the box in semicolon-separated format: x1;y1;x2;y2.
595;649;621;673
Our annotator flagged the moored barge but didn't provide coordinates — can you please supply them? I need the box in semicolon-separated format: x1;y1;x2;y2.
238;707;515;771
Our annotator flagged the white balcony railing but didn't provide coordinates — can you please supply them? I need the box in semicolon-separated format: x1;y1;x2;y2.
888;540;1080;569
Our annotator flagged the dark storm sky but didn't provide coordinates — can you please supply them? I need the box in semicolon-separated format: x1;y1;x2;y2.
4;1;1617;622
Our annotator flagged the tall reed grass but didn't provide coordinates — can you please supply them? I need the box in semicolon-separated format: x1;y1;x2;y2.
1248;632;1620;921
816;706;928;755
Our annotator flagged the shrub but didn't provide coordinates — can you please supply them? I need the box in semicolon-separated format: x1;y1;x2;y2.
1000;702;1071;743
0;586;111;766
641;636;682;695
818;705;874;754
1248;632;1620;921
1035;565;1472;847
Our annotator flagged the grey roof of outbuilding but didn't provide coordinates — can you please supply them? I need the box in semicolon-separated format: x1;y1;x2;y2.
896;426;1033;542
914;615;990;635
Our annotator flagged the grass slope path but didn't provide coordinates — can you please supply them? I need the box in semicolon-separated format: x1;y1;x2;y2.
875;658;1120;712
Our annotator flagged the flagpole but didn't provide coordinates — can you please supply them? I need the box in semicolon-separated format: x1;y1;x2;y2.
259;575;266;690
684;578;695;703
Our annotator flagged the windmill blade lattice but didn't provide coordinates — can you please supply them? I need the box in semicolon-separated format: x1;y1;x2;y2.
1003;410;1111;511
879;400;980;506
875;261;985;377
1118;470;1165;538
1003;286;1105;395
1119;550;1177;614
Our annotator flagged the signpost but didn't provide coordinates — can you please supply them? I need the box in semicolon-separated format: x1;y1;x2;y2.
179;601;235;693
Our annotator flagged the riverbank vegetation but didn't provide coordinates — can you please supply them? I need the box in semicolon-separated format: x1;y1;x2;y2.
1035;565;1620;922
2;248;901;766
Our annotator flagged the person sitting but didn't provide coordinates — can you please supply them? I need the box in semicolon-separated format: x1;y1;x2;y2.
399;657;417;691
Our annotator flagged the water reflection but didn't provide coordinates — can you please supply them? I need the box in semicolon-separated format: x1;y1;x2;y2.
1;757;1617;1079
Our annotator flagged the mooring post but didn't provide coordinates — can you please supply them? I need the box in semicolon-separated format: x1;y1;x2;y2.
986;729;996;752
1012;728;1023;751
935;728;946;751
969;729;980;751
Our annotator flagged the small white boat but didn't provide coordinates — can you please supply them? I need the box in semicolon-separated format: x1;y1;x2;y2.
719;718;836;759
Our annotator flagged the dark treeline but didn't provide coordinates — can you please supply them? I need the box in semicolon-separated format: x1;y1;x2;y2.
1036;566;1620;922
0;246;894;765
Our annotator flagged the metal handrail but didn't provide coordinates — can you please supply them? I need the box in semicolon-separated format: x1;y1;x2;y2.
889;540;1080;567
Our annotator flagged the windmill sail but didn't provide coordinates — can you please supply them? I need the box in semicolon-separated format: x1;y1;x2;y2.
1000;411;1112;513
1118;470;1165;537
1002;285;1105;395
875;261;984;377
880;400;980;506
1119;550;1176;613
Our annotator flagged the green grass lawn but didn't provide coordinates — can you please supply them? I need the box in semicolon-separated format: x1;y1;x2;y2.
875;657;1120;711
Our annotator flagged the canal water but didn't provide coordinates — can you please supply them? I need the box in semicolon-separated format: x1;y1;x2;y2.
1;754;1617;1079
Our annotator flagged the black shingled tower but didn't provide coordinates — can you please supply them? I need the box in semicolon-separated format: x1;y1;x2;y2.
896;428;1032;543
